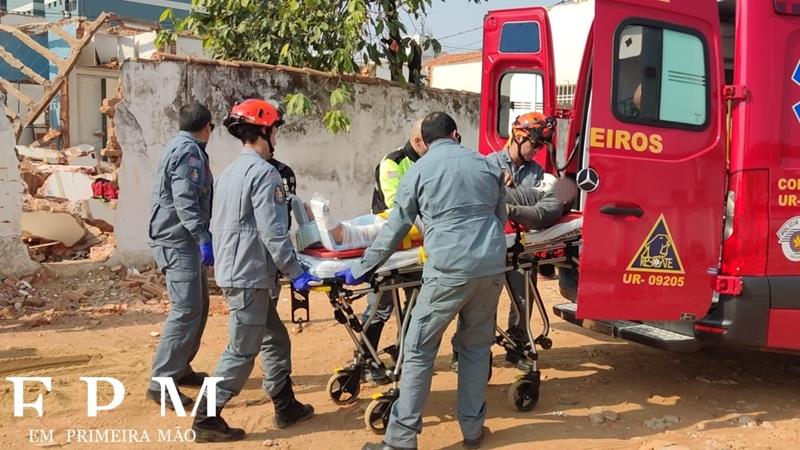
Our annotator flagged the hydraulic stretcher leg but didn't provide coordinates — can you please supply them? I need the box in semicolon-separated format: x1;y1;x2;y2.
493;259;552;411
364;288;418;434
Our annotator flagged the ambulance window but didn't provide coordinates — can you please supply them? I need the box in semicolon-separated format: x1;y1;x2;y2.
499;22;541;53
613;23;708;129
497;72;544;139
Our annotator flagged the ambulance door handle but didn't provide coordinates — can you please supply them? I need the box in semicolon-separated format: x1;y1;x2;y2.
600;204;644;218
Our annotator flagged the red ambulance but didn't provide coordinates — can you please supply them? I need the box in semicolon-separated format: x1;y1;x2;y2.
479;0;800;353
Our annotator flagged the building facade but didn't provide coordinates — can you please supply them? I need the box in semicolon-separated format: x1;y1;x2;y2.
5;0;192;22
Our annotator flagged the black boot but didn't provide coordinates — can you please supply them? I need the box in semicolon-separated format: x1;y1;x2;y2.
192;402;245;443
363;320;386;353
271;378;314;429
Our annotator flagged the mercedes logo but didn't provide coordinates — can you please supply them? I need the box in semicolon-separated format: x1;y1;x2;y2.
576;168;599;192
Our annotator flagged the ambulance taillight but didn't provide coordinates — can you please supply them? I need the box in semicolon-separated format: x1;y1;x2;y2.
774;0;800;15
721;170;769;276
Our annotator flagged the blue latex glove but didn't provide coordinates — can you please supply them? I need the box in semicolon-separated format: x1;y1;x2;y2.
292;271;320;292
199;241;214;266
335;268;368;286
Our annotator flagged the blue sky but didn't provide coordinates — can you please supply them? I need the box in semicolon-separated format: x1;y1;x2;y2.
7;0;558;52
409;0;558;52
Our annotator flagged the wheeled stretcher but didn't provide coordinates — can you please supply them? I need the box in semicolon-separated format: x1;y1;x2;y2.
289;213;582;433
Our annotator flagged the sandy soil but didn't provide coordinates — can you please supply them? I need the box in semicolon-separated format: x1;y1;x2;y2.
2;279;800;450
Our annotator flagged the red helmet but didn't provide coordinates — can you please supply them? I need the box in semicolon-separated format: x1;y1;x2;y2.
224;98;285;130
511;112;556;144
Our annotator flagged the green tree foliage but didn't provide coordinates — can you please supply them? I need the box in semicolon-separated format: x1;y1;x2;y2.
156;0;483;133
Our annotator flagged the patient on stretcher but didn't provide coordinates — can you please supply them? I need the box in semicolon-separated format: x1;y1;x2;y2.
310;180;568;252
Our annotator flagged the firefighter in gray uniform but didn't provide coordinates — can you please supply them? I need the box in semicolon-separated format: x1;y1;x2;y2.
191;99;318;443
485;112;557;370
339;112;507;450
146;102;215;407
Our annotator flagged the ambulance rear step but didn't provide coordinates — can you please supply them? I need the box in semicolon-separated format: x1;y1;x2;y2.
553;303;703;353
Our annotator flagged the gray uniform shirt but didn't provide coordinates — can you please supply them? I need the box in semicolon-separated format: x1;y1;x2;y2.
148;131;213;248
351;138;508;280
211;149;303;289
485;148;545;188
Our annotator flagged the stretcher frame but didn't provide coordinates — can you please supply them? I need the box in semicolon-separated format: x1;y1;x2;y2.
290;227;582;431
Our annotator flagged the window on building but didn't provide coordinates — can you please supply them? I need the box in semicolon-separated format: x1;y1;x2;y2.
614;23;708;129
497;72;544;138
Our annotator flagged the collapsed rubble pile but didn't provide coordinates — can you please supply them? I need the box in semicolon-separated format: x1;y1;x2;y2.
16;142;119;263
0;265;227;327
0;265;171;326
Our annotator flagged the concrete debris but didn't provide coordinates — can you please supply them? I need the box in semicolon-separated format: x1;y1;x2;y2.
15;121;121;263
67;154;99;167
663;415;681;425
589;413;606;424
38;171;95;201
17;159;117;262
19;160;49;195
100;83;123;168
22;211;87;247
78;198;116;231
3;264;176;326
25;163;96;176
1;274;48;316
23;296;44;307
602;410;620;421
642;415;681;431
15;145;67;164
736;415;758;427
89;240;116;262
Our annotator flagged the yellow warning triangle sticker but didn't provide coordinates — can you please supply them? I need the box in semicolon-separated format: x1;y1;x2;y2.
626;214;685;274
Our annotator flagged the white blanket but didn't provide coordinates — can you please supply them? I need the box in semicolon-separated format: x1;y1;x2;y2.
300;217;583;278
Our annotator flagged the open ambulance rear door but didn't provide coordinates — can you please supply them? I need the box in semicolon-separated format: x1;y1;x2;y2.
479;6;557;168
576;0;727;320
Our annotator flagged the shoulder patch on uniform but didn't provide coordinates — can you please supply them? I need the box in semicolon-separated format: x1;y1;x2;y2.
188;156;202;168
274;185;286;204
190;168;200;182
385;170;398;179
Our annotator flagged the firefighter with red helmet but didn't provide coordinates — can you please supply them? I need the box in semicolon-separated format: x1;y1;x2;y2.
192;98;317;442
485;111;558;370
490;111;556;188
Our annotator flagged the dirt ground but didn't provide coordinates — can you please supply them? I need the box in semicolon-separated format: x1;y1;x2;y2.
2;278;800;450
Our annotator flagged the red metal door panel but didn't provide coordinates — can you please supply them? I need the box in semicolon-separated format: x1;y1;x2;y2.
479;6;556;164
577;0;727;320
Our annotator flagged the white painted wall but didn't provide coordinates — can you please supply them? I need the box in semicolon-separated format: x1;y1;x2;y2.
429;62;482;93
113;60;481;265
421;1;594;93
548;0;593;86
0;105;39;276
176;36;204;57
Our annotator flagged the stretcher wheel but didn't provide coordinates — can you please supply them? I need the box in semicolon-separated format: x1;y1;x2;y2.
539;337;553;350
508;375;540;412
364;397;395;434
326;371;361;405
